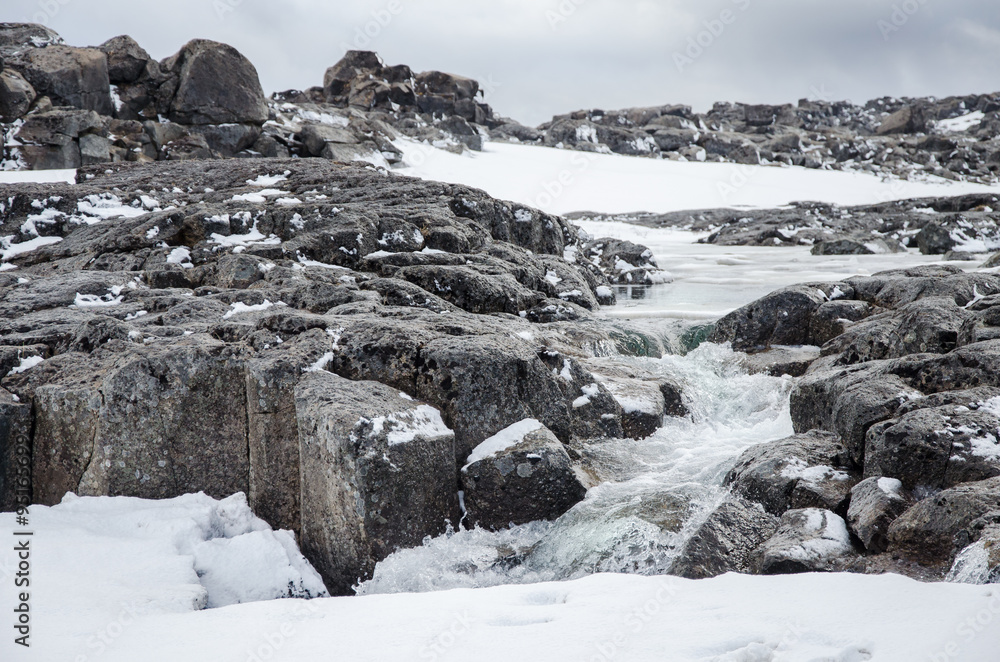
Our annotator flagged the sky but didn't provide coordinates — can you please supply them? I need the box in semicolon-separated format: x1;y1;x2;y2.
5;0;1000;126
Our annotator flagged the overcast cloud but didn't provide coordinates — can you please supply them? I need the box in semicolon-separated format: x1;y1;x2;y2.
5;0;1000;125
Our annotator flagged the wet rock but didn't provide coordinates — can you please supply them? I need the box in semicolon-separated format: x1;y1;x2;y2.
461;419;586;531
754;508;856;574
739;345;822;378
888;476;1000;565
710;283;851;351
669;495;779;579
582;238;664;286
725;431;856;516
809;299;878;347
847;477;909;552
295;370;459;594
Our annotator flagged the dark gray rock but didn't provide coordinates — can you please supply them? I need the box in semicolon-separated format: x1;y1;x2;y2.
295;370;459;594
710;283;851;351
810;299;878;347
5;44;112;114
161;39;268;125
0;68;35;122
865;406;1000;490
98;35;153;84
725;431;856;516
847;477;909;552
0;23;63;50
888;476;1000;565
461;420;586;530
669;495;779;579
754;508;856;574
0;388;32;512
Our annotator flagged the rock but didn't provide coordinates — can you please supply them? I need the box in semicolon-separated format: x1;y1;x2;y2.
823;297;977;364
161;39;268;125
947;513;1000;583
791;367;922;466
438;115;482;151
710;283;851;351
754;509;856;574
847;477;909;552
6;45;112;114
415;70;479;101
725;431;856;516
0;68;35;122
186;123;262;157
98;35;153;84
323;51;388;102
582;238;663;286
295;370;459;594
809;299;877;347
876;106;924;135
888;477;1000;565
810;237;903;255
739;345;822;378
15;107;105;169
0;389;32;512
669;495;779;579
395;265;543;315
983;253;1000;269
461;419;586;531
0;23;63;49
78;132;110;165
917;223;957;255
299;123;359;157
865;406;1000;490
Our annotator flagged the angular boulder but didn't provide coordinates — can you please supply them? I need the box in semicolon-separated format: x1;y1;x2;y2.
295;370;459;595
846;477;909;552
754;508;855;574
161;39;268;125
7;44;112;114
670;495;779;579
460;419;586;531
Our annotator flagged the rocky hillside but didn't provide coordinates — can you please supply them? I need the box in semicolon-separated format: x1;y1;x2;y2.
2;22;998;189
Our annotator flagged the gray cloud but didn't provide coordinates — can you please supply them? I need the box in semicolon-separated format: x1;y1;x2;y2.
5;0;999;125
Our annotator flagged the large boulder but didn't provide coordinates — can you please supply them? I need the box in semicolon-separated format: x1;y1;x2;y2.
669;495;779;579
295;370;459;595
888;477;1000;566
725;431;856;516
460;419;586;530
161;39;268;125
98;35;154;84
0;68;35;122
865;406;1000;490
710;283;851;351
6;44;112;114
753;508;856;574
0;23;63;50
15;107;106;169
847;477;909;552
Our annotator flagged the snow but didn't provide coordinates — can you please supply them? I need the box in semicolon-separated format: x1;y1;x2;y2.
247;171;291;187
937;111;986;133
303;352;334;373
781;510;854;563
394;140;1000;216
223;300;277;319
166;246;193;269
977;396;1000;419
369;404;453;446
0;235;62;261
77;193;148;219
464;419;543;469
877;477;904;497
209;220;281;250
780;459;851;483
0;168;76;184
73;292;124;307
5;355;43;376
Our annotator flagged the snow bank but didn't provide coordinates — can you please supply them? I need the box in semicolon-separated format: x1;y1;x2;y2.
395;140;1000;216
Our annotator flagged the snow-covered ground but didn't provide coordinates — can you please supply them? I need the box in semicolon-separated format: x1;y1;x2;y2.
395;140;1000;216
2;495;999;662
0;169;76;185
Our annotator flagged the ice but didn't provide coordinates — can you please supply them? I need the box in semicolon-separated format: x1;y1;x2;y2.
464;419;543;469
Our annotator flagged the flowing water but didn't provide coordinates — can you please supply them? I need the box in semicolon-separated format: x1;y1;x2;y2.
359;224;988;596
